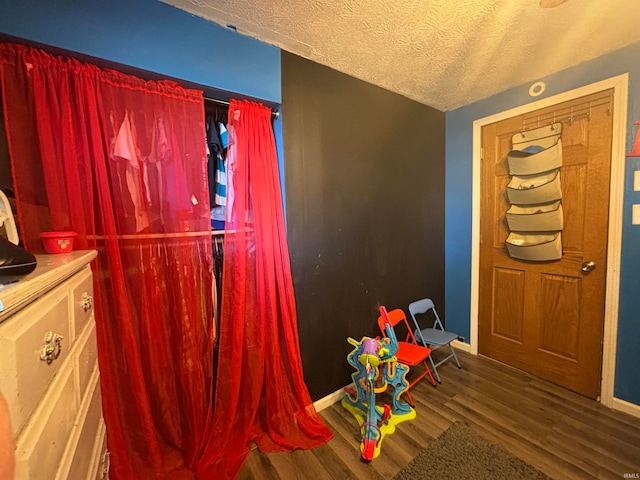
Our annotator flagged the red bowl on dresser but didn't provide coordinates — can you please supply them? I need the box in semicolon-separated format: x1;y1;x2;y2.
40;231;78;254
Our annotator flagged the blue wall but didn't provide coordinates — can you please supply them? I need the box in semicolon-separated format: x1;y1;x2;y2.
0;0;280;103
446;41;640;406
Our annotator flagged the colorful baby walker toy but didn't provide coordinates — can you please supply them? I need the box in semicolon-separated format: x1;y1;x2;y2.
341;306;416;462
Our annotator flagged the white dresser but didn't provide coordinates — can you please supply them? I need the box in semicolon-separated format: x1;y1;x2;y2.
0;250;109;480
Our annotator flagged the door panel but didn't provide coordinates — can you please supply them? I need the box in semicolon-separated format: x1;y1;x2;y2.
492;267;525;342
538;273;580;359
479;90;613;399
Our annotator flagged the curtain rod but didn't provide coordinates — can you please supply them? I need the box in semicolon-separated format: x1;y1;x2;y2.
204;96;279;118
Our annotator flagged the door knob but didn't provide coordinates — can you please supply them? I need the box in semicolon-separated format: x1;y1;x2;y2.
581;261;596;273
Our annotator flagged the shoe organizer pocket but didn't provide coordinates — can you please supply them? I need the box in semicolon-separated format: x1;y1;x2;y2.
506;201;563;232
507;170;562;205
506;232;562;261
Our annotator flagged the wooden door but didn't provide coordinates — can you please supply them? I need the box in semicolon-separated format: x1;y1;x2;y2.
478;90;614;399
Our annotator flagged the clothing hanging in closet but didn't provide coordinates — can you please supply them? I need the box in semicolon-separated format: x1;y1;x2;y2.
212;234;224;334
206;105;229;230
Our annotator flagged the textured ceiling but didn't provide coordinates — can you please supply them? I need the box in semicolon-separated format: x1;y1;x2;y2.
161;0;640;111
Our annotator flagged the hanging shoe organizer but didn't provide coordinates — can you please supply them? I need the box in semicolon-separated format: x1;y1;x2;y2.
504;123;564;261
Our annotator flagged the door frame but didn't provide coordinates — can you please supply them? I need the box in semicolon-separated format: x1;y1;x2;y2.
469;74;628;407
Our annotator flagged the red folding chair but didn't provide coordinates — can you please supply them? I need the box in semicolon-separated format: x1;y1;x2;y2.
378;306;436;407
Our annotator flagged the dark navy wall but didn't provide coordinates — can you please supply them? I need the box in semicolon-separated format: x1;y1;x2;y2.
282;52;445;401
0;0;280;103
446;41;640;407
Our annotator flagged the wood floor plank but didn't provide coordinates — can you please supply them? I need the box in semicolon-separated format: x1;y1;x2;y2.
546;427;634;479
562;421;640;468
324;405;362;439
289;449;334;480
321;423;385;480
526;380;640;440
237;351;640;479
263;450;307;480
310;440;364;480
241;448;281;480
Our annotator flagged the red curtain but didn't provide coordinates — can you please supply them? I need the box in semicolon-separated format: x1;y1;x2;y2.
0;44;331;479
0;44;212;478
197;100;332;479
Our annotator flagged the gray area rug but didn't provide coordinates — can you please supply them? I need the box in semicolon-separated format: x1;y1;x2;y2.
393;422;551;480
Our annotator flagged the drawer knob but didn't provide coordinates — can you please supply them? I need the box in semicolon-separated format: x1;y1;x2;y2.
81;292;93;312
100;449;110;479
40;331;63;365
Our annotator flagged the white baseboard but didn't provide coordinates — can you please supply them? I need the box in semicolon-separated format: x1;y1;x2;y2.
451;339;472;353
611;397;640;419
313;384;352;412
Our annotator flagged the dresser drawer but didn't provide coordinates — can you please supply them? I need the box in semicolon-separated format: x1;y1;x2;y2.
0;281;71;436
70;266;94;339
91;420;109;480
57;368;102;480
14;366;79;480
75;319;98;401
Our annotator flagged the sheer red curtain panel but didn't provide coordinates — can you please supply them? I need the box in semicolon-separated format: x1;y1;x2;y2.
197;100;332;479
0;43;213;479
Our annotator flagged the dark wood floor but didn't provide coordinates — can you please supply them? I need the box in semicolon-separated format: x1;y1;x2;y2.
237;350;640;479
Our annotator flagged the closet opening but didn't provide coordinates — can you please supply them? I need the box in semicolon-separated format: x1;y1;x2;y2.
0;33;280;242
